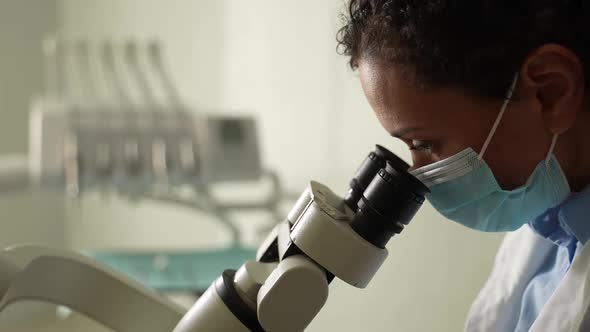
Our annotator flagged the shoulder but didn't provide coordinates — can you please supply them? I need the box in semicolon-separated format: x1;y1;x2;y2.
529;241;590;331
465;226;556;332
493;226;554;270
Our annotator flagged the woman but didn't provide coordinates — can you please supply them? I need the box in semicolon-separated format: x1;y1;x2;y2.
338;1;590;331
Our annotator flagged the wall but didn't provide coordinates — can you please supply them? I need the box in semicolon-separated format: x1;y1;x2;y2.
59;1;505;331
59;0;233;251
0;1;71;330
0;0;65;249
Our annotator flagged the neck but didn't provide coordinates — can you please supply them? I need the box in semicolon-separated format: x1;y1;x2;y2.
559;110;590;192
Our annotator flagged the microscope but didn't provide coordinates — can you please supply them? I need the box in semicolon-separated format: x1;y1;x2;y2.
173;145;429;332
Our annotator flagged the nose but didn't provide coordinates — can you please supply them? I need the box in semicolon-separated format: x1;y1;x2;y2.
408;161;431;173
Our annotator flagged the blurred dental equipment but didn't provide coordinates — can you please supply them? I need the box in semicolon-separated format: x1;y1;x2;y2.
32;37;263;197
0;37;298;329
30;38;291;246
27;37;294;295
0;145;428;332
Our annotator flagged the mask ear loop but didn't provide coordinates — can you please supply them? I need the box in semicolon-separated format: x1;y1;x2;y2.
478;72;520;160
545;134;559;167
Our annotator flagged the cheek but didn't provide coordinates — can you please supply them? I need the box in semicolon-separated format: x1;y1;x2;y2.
419;119;494;164
408;152;433;170
483;106;551;189
372;108;400;133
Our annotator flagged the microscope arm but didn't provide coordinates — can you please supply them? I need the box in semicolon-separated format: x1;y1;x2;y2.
174;181;345;332
174;174;422;332
173;145;429;332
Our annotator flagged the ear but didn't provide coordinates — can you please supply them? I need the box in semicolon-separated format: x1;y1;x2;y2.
519;44;585;135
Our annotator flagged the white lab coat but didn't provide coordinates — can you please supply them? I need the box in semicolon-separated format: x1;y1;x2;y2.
465;225;590;332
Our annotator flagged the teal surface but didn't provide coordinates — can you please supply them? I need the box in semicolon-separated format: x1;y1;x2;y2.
88;247;257;291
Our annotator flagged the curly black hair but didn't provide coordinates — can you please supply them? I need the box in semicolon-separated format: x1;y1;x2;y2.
337;0;589;99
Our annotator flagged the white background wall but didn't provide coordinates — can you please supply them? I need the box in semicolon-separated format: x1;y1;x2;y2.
0;2;75;331
0;0;65;250
56;1;505;331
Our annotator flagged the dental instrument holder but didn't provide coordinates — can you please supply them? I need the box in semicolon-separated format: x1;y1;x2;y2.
33;38;263;196
173;145;429;332
28;104;262;195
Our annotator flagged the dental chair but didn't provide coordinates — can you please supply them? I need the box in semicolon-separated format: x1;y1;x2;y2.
0;245;185;332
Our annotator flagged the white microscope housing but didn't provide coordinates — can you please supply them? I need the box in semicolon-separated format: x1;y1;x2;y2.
173;145;430;332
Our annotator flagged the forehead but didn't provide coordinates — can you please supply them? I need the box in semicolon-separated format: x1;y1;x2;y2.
357;60;493;135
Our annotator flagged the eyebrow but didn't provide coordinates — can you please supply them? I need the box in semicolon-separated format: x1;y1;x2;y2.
390;126;424;138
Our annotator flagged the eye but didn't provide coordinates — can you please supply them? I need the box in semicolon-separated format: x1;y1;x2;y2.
409;140;434;152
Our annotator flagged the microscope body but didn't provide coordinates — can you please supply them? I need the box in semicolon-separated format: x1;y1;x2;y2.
173;146;429;332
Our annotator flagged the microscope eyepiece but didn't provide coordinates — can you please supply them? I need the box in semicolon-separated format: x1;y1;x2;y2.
343;145;410;210
350;154;429;249
374;144;410;172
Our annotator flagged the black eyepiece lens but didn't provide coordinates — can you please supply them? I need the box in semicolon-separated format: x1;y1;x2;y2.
375;144;409;172
344;145;411;210
350;159;429;248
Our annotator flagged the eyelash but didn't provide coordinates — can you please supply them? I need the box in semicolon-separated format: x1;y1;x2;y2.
409;140;434;152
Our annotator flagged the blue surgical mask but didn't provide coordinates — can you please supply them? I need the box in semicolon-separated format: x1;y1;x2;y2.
410;74;571;232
